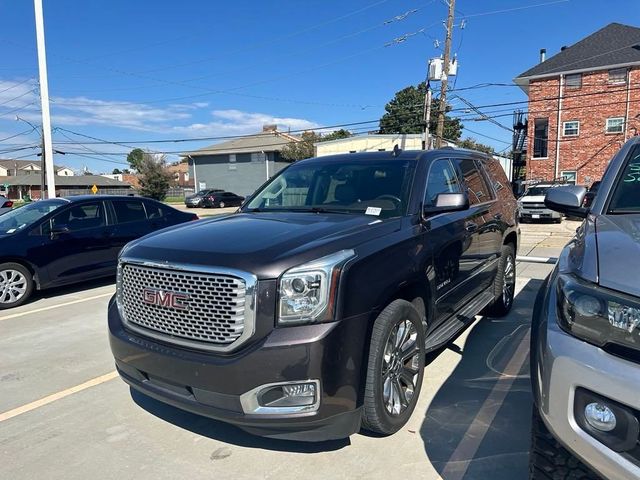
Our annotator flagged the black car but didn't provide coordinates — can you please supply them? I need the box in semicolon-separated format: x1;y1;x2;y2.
109;149;520;441
184;189;223;208
0;195;197;309
201;191;245;208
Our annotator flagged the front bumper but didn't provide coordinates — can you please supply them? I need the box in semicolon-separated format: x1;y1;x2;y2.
519;206;561;220
108;296;369;441
532;274;640;480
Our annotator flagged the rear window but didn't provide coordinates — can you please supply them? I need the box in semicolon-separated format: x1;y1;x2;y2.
112;200;147;223
144;202;171;220
608;145;640;213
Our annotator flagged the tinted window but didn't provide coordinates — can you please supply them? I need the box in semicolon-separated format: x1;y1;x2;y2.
455;159;494;205
0;200;66;234
424;159;461;206
609;146;640;213
144;202;170;220
526;187;550;196
51;202;106;232
112;200;147;223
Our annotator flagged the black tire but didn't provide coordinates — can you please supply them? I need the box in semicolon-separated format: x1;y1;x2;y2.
361;299;426;435
529;407;600;479
219;201;226;208
482;243;516;317
0;262;34;310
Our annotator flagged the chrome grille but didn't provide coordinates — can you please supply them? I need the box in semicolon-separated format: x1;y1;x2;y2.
119;263;252;349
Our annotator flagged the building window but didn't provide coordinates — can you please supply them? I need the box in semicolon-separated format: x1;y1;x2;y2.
565;73;582;89
608;68;627;84
561;171;577;185
533;118;549;158
606;117;625;134
562;120;580;137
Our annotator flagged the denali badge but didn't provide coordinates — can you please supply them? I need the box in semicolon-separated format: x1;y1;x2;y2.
142;288;189;310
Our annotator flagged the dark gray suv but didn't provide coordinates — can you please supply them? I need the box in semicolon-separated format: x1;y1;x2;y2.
530;136;640;479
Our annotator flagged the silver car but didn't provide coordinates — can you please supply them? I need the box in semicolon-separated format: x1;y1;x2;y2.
530;136;640;479
0;196;13;215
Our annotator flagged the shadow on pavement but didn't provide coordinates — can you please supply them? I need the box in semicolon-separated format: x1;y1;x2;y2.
422;279;544;480
130;388;350;453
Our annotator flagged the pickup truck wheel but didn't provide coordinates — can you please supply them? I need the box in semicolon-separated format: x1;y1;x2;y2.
0;262;33;310
482;244;516;318
362;299;425;435
529;407;600;480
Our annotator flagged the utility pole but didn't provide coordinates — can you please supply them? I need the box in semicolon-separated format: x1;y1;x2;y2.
435;0;455;148
422;79;432;150
33;0;56;199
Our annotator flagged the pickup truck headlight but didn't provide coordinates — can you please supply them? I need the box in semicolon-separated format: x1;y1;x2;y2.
557;273;640;351
277;250;355;326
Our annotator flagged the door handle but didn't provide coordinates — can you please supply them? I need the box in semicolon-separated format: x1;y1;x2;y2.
465;222;478;233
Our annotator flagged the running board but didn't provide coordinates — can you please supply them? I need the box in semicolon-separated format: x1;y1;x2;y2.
424;291;495;352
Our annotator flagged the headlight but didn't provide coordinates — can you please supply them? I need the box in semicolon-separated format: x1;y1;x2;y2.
278;250;355;326
557;273;640;351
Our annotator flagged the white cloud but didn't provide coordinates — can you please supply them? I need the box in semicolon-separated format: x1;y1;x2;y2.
172;109;319;136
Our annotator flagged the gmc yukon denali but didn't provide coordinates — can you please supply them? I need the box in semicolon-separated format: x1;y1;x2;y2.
108;148;520;441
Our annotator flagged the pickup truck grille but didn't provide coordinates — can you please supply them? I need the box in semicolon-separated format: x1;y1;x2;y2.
521;202;547;209
118;263;253;350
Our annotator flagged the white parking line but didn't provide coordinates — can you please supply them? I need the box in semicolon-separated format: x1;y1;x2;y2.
0;291;114;322
440;328;531;479
0;371;118;423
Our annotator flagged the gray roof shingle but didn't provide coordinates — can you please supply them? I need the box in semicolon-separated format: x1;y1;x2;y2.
515;23;640;82
0;174;130;187
182;131;300;157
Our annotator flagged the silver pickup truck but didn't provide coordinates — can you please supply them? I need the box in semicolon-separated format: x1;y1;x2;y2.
518;184;563;222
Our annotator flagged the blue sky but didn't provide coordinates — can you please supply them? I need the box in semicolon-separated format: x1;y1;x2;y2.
0;0;638;173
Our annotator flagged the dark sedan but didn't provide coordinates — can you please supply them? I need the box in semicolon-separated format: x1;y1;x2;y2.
201;191;245;208
184;189;223;208
0;195;197;309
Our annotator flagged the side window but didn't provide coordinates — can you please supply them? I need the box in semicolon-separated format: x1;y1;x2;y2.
144;203;168;220
454;159;494;206
50;202;106;232
112;200;147;224
424;159;461;206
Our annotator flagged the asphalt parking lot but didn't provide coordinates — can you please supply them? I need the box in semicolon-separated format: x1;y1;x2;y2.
0;220;581;480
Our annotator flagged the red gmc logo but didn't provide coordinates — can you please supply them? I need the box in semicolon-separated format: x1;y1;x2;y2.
142;288;189;310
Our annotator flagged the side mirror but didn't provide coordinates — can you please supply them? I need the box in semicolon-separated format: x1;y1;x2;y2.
424;192;469;216
545;186;589;218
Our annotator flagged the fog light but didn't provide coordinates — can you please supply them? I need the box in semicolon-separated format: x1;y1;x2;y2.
585;402;617;432
240;380;320;414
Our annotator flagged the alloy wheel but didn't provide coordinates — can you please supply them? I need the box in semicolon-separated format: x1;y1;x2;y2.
0;269;27;305
502;255;516;308
381;319;421;416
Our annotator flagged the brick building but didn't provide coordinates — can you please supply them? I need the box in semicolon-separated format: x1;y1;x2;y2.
514;23;640;186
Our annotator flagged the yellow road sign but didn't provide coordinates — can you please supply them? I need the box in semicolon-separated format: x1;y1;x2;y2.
91;185;98;194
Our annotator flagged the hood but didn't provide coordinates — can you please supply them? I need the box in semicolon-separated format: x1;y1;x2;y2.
596;214;640;297
520;195;546;203
123;212;401;279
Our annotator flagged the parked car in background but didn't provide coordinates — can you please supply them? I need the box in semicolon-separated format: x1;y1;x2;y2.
201;191;245;208
109;148;519;441
530;136;640;480
518;183;563;222
185;189;223;208
0;195;197;309
582;180;601;208
0;195;13;215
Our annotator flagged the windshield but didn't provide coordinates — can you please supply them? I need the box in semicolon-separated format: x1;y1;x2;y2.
243;159;414;218
0;200;66;234
609;145;640;214
524;186;550;196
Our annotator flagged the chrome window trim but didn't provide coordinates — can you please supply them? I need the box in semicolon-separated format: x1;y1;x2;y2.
117;256;257;353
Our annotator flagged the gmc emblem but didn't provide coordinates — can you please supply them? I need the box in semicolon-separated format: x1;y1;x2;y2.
142;288;189;310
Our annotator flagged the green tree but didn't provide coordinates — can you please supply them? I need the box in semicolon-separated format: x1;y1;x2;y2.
379;82;462;142
281;129;352;161
126;148;145;171
457;137;495;155
112;168;122;175
137;153;171;200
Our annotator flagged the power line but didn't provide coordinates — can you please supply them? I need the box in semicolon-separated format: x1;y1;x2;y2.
0;128;38;144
